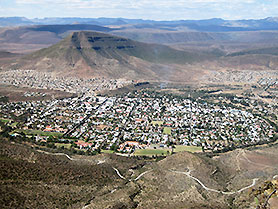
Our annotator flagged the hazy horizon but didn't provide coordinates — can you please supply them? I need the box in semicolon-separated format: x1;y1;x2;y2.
1;16;278;22
0;0;277;21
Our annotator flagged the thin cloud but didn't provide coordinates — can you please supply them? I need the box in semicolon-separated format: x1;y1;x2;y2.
7;0;278;20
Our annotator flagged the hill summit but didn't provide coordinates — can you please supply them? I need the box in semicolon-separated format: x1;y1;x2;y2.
6;31;213;81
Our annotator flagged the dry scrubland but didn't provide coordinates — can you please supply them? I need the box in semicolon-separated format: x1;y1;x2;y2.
1;137;278;208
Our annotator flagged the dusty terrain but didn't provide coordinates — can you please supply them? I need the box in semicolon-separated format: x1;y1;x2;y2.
1;134;278;209
0;84;75;102
78;142;278;209
0;138;146;209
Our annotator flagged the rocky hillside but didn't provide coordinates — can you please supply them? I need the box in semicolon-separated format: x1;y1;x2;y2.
0;138;145;209
2;137;278;208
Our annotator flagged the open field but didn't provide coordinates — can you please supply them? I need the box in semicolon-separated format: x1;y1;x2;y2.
14;129;63;137
151;120;164;126
134;148;171;156
55;143;71;149
10;122;18;127
163;127;172;135
0;118;11;124
101;150;115;154
174;145;203;153
133;145;202;157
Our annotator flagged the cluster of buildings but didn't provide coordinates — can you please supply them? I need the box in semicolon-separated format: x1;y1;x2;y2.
0;69;132;95
258;77;278;87
204;70;278;85
0;90;275;153
23;91;46;98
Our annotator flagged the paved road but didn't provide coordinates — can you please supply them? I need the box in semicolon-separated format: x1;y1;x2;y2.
63;99;107;137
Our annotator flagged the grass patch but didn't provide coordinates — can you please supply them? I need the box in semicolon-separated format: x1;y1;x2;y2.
151;121;163;126
14;129;63;137
55;143;71;149
163;127;171;135
0;118;11;124
174;145;202;153
134;149;171;156
254;197;259;205
10;122;18;127
101;150;115;154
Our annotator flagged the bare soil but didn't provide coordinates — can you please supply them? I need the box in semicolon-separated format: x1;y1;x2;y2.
0;84;76;102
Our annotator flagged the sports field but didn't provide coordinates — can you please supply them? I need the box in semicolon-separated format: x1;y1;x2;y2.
134;145;202;156
151;121;163;126
14;129;63;137
0;118;11;124
174;145;202;153
163;127;171;135
134;149;171;156
101;150;115;154
55;143;71;149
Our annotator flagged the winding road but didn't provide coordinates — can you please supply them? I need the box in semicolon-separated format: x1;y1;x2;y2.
170;149;278;195
112;167;126;180
36;148;277;198
36;149;75;160
36;149;152;182
112;167;153;182
134;170;152;181
170;169;259;195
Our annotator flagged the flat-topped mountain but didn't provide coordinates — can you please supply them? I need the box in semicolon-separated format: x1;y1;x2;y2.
0;24;115;53
3;30;278;83
5;31;218;81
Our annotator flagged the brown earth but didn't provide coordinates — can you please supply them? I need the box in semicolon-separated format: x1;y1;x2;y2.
0;84;76;102
1;138;278;208
0;138;146;209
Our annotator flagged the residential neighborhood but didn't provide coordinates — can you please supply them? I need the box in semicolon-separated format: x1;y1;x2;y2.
0;70;132;95
0;88;275;155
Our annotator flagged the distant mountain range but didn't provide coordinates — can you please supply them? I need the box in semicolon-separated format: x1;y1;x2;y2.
1;17;278;83
2;17;278;32
4;30;278;83
2;22;278;55
2;31;221;82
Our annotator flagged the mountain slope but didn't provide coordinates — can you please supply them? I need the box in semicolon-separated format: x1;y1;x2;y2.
0;139;145;209
228;47;278;57
211;46;278;71
5;31;217;81
29;31;208;64
112;30;278;45
87;145;278;209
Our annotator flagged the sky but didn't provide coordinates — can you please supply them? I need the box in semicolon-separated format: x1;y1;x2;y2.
0;0;277;20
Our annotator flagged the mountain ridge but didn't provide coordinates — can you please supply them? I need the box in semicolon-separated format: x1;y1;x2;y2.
2;16;278;31
4;31;217;81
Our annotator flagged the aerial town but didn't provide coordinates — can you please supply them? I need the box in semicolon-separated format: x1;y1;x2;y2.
0;82;276;155
2;9;278;207
0;70;132;95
